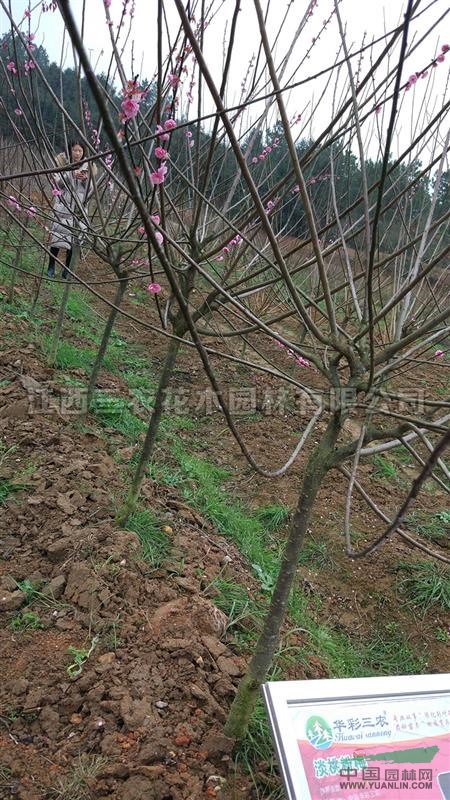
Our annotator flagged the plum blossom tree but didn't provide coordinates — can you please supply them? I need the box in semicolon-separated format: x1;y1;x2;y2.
0;0;448;741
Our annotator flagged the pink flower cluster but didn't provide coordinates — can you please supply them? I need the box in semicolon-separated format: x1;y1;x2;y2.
216;233;243;261
7;57;34;76
405;45;449;91
306;0;318;19
149;120;176;185
292;173;334;194
168;73;180;89
251;138;280;165
147;283;161;295
137;213;164;245
120;79;145;122
265;198;280;214
435;349;445;359
7;195;36;218
275;338;311;368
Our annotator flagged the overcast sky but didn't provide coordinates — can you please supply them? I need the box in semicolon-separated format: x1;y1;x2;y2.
1;0;449;156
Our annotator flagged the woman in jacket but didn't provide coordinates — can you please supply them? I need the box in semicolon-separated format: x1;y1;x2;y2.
47;140;94;279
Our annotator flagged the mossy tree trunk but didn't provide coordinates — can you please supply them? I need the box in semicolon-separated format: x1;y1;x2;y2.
86;272;128;410
224;413;343;740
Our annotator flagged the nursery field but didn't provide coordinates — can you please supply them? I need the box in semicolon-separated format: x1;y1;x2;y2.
0;250;448;800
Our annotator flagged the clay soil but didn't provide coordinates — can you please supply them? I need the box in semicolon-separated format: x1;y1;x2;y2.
0;266;448;800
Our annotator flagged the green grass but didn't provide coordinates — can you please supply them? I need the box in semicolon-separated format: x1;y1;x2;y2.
10;610;43;631
298;538;336;570
372;455;397;480
235;698;285;800
125;510;172;568
90;393;146;440
364;621;426;674
49;754;107;800
406;510;450;544
0;479;29;504
254;503;290;531
42;337;96;372
213;578;265;642
396;560;450;612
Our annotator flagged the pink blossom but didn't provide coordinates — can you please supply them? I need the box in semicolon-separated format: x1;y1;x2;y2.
8;196;18;207
259;154;265;161
121;97;140;120
26;206;36;217
7;61;17;74
150;213;160;225
154;231;164;245
222;246;230;255
14;107;22;116
375;105;382;114
150;164;168;185
266;146;272;153
186;130;193;138
154;146;168;160
408;74;418;85
435;349;444;359
52;187;63;197
164;118;177;130
147;282;161;294
437;53;445;63
442;44;449;53
168;73;179;88
155;124;170;142
24;8;31;17
104;0;112;6
295;356;310;368
138;225;146;235
252;157;258;164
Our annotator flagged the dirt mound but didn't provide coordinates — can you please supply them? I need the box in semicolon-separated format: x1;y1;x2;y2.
0;350;254;799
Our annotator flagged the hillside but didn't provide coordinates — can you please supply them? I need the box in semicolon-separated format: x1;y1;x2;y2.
0;261;449;800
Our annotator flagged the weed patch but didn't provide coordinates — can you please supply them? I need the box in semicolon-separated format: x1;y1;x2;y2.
126;510;172;568
396;560;450;612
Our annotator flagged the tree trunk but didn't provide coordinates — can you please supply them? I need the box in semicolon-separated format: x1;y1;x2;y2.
86;274;128;410
116;334;182;525
48;245;80;367
224;414;343;740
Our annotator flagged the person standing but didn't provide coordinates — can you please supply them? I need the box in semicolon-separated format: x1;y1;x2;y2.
47;140;94;278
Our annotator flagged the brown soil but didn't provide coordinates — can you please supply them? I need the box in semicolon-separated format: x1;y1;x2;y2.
0;269;448;800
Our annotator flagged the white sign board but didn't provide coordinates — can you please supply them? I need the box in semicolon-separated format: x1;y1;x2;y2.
262;673;450;800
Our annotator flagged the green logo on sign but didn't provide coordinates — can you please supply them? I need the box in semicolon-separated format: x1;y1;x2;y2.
306;716;333;749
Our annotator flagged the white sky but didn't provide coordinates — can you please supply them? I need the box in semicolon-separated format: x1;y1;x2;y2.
1;0;449;156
